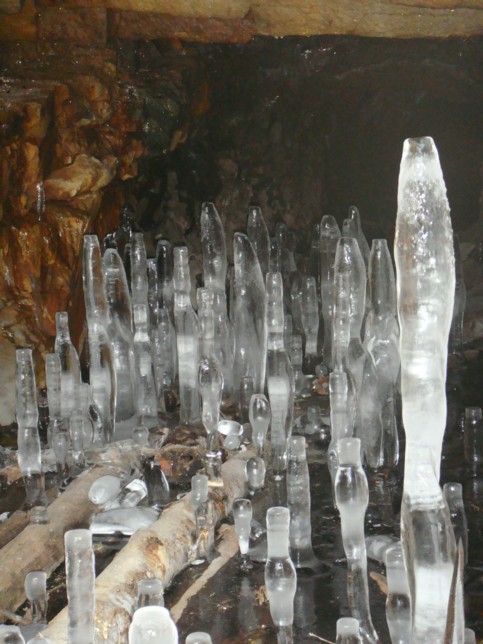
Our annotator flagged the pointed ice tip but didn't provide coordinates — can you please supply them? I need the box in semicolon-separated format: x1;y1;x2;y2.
319;215;341;239
201;201;218;218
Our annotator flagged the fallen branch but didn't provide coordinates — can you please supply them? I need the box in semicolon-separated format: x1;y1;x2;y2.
0;464;128;613
170;523;239;623
43;449;251;643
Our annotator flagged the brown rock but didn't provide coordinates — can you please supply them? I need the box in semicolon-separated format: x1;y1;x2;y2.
55;0;251;20
38;7;107;46
0;0;23;15
112;11;256;42
0;0;36;41
71;74;112;124
44;153;117;201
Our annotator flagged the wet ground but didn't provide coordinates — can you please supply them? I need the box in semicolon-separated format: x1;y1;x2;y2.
1;357;482;641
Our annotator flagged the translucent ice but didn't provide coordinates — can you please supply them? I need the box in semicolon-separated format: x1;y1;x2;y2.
91;507;158;536
247;206;270;277
65;529;95;644
233;233;267;399
449;233;466;356
300;276;319;373
133;304;158;421
265;507;297;639
88;475;122;506
54;311;81;420
394;136;455;477
174;246;200;424
155;239;174;317
443;482;468;565
249;393;270;457
130;233;149;314
45;352;62;445
384;543;411;644
103;248;136;420
266;273;294;478
232;498;253;570
348;205;371;268
201;202;227;295
319;215;341;369
336;617;362;643
335;438;379;643
137;578;164;609
287;437;317;568
24;571;47;625
128;606;178;643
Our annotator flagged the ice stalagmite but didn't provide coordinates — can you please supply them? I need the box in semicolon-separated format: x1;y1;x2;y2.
103;248;136;421
363;239;400;469
130;233;149;314
233;233;267;399
348;206;371;268
319;215;341;369
83;235;116;443
266;272;294;478
65;529;95;644
54;311;81;424
395;136;459;641
174;246;200;424
247;206;270;278
201;202;227;295
156;239;174;318
16;349;47;508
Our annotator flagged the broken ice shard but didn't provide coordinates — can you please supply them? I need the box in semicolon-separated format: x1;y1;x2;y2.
174;246;200;424
65;529;95;644
265;507;297;642
334;438;379;643
233;233;267;399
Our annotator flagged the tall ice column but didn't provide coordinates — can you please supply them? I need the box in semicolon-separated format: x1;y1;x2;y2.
395;136;459;641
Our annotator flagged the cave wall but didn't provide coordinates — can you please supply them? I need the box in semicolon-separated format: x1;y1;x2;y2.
0;40;208;424
0;28;482;426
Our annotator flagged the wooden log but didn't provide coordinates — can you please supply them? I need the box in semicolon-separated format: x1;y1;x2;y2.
0;465;127;613
43;449;252;643
0;486;58;548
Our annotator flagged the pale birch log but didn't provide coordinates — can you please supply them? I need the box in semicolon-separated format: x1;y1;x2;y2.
43;449;251;643
0;464;126;612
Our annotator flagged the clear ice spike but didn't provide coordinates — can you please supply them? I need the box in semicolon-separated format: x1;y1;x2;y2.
348;205;371;267
133;304;158;422
247;205;270;277
394;136;455;478
334;438;380;644
300;276;319;373
286;437;317;568
103;247;136;420
174;246;200;424
201;201;227;295
233;233;267;398
319;214;341;369
155;239;174;317
384;543;411;644
266;272;294;478
83;235;116;442
45;352;62;445
128;606;178;644
443;482;469;565
265;507;297;638
65;529;95;644
130;232;149;315
232;498;253;570
249;393;270;458
449;233;466;356
54;311;81;421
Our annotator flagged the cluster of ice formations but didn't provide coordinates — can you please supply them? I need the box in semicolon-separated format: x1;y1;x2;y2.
11;137;473;643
